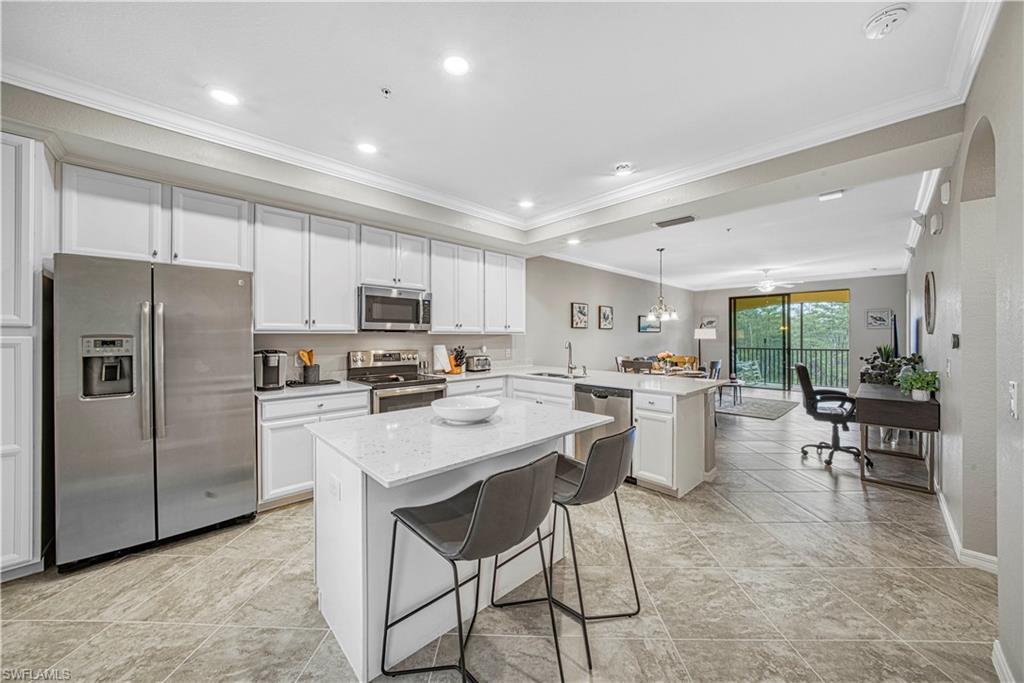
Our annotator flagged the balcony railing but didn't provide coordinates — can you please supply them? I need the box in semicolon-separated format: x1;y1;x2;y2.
733;347;849;389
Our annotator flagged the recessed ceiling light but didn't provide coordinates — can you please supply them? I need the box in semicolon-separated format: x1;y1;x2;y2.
518;199;535;209
443;55;470;76
613;162;634;176
818;189;844;202
566;238;581;246
357;142;378;155
207;87;240;106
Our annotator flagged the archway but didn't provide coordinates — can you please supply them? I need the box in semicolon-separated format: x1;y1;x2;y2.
958;116;997;558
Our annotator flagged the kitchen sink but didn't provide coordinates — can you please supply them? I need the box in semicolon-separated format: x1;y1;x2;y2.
529;372;575;379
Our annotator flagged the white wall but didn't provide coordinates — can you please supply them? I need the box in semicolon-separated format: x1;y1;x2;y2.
907;4;1023;676
525;256;696;371
692;274;907;391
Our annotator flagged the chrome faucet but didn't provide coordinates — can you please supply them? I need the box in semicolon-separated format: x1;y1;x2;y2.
565;340;576;376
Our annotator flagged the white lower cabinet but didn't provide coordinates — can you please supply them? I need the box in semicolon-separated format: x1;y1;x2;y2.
258;391;369;508
508;378;574;457
447;377;505;398
633;407;674;488
1;336;33;571
631;390;708;497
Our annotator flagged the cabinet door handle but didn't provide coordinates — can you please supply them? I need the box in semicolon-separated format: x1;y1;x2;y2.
647;400;655;406
304;319;309;325
152;250;158;258
317;403;324;408
312;320;316;325
173;252;178;260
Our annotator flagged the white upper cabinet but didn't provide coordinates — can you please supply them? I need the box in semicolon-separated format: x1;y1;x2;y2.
171;187;252;271
62;164;167;263
360;225;429;290
430;241;483;333
505;255;526;333
253;205;309;331
359;225;397;287
484;251;526;333
1;134;33;327
430;241;458;333
396;232;429;289
309;216;358;332
456;245;484;332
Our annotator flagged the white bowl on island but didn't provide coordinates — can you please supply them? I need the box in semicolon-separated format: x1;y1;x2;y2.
431;396;501;424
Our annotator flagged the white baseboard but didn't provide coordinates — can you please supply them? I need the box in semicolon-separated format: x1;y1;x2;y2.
937;491;999;574
1;558;44;583
703;467;718;482
992;640;1016;682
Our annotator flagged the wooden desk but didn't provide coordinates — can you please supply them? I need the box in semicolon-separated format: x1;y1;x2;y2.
854;383;940;493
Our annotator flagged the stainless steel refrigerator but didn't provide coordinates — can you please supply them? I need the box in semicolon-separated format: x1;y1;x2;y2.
55;253;256;567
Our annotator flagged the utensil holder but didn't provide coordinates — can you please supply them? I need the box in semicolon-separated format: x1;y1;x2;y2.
303;364;320;385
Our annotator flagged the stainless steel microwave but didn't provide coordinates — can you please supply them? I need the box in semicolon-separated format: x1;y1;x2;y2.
359;286;432;331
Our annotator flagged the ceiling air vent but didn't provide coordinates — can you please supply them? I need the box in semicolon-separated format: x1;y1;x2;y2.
653;215;695;229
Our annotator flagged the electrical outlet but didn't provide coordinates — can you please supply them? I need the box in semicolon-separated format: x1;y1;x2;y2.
505;347;511;359
295;353;303;367
1010;381;1019;420
946;358;951;378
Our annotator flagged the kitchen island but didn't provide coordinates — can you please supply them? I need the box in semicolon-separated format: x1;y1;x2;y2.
307;398;612;682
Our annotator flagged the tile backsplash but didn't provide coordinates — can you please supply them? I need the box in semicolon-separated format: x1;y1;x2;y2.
253;332;528;381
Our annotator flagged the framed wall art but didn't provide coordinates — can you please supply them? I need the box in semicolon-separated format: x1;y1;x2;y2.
571;302;589;329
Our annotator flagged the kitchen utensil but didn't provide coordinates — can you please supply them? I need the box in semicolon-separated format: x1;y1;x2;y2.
298;350;312;367
431;396;500;424
303;363;320;384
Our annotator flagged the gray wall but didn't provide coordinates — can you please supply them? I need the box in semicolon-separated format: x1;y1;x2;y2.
908;3;1023;676
525;256;696;371
692;274;907;391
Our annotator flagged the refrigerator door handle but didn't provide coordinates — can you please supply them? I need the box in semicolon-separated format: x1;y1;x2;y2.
155;301;167;438
140;301;152;440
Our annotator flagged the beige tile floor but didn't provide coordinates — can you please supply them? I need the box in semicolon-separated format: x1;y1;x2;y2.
0;389;999;682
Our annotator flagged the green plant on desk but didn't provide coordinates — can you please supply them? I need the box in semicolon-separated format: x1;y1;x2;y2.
896;368;939;396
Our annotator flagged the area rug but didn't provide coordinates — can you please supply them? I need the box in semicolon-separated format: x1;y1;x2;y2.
716;396;799;420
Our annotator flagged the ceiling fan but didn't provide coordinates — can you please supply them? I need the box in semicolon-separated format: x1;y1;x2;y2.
748;269;803;293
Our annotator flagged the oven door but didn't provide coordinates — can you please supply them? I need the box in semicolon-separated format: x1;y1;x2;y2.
360;286;430;331
373;384;447;413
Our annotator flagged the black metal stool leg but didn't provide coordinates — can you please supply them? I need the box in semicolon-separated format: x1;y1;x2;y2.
611;491;642;618
562;504;592;670
536;528;565;683
381;519;480;682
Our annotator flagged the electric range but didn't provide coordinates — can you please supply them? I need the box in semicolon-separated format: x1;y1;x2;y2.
347;349;447;413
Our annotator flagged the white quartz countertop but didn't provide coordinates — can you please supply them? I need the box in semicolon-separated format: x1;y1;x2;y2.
439;365;727;397
306;397;613;488
255;381;369;402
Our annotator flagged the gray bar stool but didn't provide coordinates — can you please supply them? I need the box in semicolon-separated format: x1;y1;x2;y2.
381;451;564;683
490;426;639;670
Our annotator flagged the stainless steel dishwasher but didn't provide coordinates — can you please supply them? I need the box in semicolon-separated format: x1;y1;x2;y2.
574;384;633;463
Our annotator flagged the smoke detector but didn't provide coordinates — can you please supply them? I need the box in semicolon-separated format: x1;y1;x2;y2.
865;5;909;40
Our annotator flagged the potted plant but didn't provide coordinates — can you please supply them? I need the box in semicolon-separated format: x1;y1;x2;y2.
896;368;939;401
859;347;922;386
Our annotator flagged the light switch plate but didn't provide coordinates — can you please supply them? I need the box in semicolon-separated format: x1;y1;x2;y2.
1010;381;1019;420
946;358;952;378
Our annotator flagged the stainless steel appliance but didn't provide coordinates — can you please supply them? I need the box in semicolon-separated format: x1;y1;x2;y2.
254;349;288;391
348;349;447;413
55;254;256;568
574;384;633;465
465;355;492;372
359;285;431;331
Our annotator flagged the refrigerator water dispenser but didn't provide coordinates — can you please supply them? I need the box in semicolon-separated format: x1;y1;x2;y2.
81;336;134;398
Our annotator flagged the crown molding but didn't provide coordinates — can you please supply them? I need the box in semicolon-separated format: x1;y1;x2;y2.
1;59;530;231
543;253;689;291
915;168;942;214
1;3;998;234
947;2;1002;100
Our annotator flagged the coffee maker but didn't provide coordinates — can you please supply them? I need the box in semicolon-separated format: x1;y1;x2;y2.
254;350;288;391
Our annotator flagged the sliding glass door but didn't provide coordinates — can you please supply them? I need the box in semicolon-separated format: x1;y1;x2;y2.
730;290;850;390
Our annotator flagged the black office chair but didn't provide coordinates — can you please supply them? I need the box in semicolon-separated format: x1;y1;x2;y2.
795;363;873;468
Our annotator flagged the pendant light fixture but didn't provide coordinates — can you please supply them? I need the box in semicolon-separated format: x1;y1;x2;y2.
647;248;679;322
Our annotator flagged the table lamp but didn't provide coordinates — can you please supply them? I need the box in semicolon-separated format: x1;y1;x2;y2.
694;325;717;366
